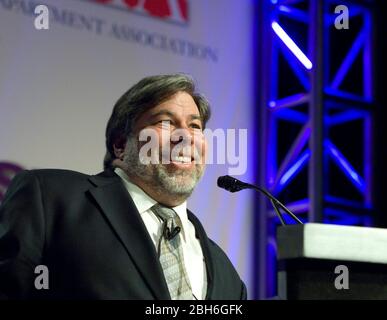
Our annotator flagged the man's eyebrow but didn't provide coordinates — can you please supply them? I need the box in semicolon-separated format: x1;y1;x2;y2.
149;110;175;118
190;114;202;121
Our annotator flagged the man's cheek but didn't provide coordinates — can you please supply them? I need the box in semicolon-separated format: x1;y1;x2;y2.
196;138;207;164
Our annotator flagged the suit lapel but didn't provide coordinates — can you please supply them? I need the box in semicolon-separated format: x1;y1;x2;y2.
187;210;215;300
87;171;170;300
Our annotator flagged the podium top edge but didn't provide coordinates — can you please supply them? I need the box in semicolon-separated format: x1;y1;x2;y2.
277;223;387;264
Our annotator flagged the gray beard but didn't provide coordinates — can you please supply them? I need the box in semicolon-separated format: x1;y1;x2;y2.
123;136;205;198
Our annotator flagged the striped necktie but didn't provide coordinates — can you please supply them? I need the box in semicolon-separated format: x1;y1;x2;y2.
151;204;194;300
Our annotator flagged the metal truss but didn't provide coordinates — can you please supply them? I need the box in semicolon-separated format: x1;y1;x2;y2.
257;0;375;298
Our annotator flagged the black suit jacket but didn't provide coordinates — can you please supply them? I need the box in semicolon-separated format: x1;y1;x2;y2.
0;169;247;299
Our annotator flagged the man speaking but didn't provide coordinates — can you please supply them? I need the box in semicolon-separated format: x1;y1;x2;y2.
0;74;247;299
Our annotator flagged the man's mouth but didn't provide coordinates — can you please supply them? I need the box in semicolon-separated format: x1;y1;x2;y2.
170;155;193;164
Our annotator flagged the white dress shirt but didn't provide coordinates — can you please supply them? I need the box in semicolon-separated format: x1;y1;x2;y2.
114;168;207;300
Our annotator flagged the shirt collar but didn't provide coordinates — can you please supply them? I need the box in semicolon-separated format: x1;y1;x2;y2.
114;168;189;238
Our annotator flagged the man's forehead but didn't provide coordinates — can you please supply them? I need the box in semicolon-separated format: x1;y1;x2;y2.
148;109;201;119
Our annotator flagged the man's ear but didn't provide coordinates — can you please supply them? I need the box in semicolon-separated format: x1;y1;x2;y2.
113;136;127;160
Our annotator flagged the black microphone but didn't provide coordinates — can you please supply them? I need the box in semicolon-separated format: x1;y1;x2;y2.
217;175;303;225
165;226;181;240
217;175;251;192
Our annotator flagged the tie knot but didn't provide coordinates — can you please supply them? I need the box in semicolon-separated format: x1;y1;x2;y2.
152;204;177;221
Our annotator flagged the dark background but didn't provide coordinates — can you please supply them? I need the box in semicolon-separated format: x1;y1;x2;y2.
374;0;387;227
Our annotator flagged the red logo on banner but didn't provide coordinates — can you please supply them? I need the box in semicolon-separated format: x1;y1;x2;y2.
92;0;188;24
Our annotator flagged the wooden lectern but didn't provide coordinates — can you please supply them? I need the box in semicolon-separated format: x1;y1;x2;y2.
277;223;387;299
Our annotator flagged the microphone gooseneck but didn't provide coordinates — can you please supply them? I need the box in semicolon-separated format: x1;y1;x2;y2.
217;175;303;225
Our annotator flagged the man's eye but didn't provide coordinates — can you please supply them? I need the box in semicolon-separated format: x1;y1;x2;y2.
156;120;171;125
191;124;202;130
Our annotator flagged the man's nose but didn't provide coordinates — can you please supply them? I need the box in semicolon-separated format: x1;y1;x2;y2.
170;128;193;145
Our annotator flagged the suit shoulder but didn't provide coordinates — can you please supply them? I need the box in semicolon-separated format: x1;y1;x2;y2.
15;168;89;182
29;169;89;179
9;169;92;191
